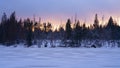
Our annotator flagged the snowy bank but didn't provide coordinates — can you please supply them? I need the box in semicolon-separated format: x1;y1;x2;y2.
0;48;120;68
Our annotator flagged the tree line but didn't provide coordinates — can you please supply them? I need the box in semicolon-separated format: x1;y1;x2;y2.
0;12;120;47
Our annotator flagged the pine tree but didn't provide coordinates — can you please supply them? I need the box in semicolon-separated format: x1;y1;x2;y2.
25;19;33;47
93;14;100;39
65;19;72;40
93;14;99;29
106;17;116;40
74;20;82;47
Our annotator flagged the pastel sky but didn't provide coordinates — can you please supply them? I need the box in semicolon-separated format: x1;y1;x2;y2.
0;0;120;26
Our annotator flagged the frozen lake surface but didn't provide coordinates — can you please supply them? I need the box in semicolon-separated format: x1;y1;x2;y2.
0;48;120;68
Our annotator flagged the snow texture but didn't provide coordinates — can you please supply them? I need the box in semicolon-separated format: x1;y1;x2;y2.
0;47;120;68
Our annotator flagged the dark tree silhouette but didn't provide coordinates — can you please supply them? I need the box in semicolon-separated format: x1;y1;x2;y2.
0;13;7;43
24;19;33;47
65;19;72;40
0;12;120;47
74;20;82;46
105;16;120;40
93;14;100;39
93;14;99;29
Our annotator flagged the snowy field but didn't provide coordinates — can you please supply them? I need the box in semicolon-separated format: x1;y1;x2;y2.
0;48;120;68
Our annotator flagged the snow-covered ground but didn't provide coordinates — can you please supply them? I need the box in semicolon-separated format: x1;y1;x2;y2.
0;48;120;68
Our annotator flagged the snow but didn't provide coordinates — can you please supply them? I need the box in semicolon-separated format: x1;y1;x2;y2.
0;48;120;68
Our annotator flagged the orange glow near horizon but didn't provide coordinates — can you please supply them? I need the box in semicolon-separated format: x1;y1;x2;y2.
17;14;120;31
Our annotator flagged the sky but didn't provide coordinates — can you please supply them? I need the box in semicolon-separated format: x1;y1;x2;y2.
0;0;120;27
